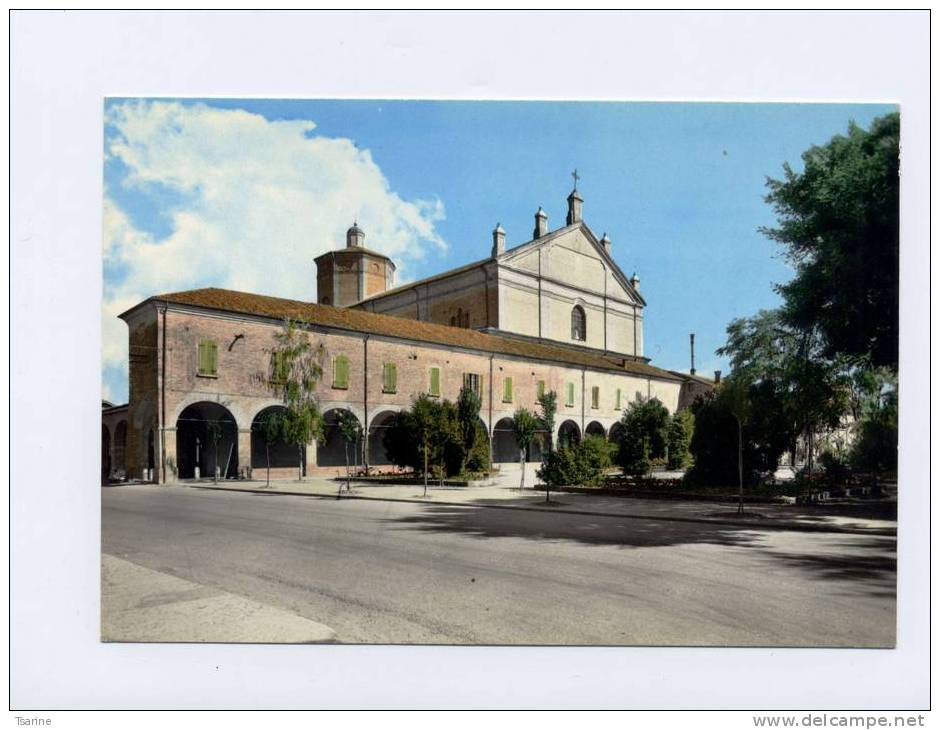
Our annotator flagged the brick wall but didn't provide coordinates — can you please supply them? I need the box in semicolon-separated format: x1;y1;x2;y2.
122;303;684;481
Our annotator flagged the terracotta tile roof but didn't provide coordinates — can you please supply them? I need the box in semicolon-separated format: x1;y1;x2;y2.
139;287;684;382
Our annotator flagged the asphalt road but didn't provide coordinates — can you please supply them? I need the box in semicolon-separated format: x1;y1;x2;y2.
101;485;896;646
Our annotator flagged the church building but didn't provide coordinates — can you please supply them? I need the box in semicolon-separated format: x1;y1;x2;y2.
110;183;708;483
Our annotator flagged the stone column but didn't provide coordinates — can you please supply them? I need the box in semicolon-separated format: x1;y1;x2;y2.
162;427;177;483
305;437;318;478
238;428;253;481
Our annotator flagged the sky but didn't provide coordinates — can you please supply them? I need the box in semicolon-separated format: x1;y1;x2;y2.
102;99;896;404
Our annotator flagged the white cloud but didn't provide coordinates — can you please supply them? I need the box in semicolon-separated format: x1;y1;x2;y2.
102;100;446;399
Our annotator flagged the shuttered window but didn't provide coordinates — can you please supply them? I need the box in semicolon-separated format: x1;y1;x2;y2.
502;377;513;403
591;386;600;409
616;388;622;410
536;380;545;401
565;382;575;407
429;367;441;397
333;355;350;389
383;362;397;393
464;373;481;397
197;340;217;376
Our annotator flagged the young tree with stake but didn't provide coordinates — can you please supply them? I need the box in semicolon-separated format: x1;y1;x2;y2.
512;408;540;491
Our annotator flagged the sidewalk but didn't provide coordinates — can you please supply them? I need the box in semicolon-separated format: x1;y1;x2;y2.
101;554;336;643
175;470;896;536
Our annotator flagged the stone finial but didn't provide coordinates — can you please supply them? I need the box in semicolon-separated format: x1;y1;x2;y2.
492;223;506;257
533;207;548;239
600;231;611;253
346;221;365;248
566;186;583;225
630;271;640;291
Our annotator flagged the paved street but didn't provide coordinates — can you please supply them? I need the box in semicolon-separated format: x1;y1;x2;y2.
102;484;896;646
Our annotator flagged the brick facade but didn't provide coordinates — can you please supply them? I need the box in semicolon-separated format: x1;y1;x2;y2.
118;295;690;483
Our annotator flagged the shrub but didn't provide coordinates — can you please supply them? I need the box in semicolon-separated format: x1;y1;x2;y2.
819;450;850;486
616;397;669;476
666;409;694;469
465;422;490;473
537;435;612;488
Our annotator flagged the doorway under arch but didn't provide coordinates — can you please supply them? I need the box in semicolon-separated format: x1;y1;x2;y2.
319;408;363;468
558;420;581;448
367;410;400;467
176;402;239;479
585;421;606;439
250;405;300;473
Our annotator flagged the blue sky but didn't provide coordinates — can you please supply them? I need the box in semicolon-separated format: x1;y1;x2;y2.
102;99;895;403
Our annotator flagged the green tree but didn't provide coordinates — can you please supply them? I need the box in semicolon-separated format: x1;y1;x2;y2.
762;112;899;371
617;397;670;477
430;399;463;488
849;389;898;484
686;379;792;490
456;385;483;473
511;408;540;492
536;389;558;456
724;377;751;514
666;409;694;470
267;319;325;481
382;410;420;473
256;409;285;487
205;418;223;483
411;394;440;497
719;310;851;474
336;410;362;496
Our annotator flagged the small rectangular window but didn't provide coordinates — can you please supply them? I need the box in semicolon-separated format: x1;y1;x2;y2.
464;373;481;397
591;386;600;409
197;340;217;377
566;382;575;407
429;367;441;397
333;355;350;389
383;362;397;393
616;388;622;410
502;377;513;403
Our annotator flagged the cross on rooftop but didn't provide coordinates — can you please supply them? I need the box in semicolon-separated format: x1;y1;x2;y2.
571;168;580;190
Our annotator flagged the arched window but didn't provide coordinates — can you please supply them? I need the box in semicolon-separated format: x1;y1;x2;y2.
571;305;586;341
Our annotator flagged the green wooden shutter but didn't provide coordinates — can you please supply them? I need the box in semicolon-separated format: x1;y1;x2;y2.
616;388;622;410
334;356;349;389
592;386;599;409
566;382;575;406
537;380;545;400
429;367;440;396
384;362;397;393
503;377;513;403
198;341;217;376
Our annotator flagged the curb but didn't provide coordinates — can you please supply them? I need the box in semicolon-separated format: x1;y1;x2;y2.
182;484;896;536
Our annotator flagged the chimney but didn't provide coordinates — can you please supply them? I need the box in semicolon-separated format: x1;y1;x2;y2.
630;272;640;291
533;207;548;239
689;333;696;375
600;232;611;254
492;223;506;257
346;221;365;248
714;370;722;384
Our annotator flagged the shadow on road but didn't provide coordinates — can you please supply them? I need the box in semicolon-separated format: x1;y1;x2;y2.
384;502;897;589
384;501;767;549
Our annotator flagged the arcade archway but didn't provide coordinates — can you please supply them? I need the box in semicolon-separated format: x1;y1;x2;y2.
176;402;238;479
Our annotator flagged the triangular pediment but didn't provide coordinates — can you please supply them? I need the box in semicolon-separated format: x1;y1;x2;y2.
499;221;645;306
